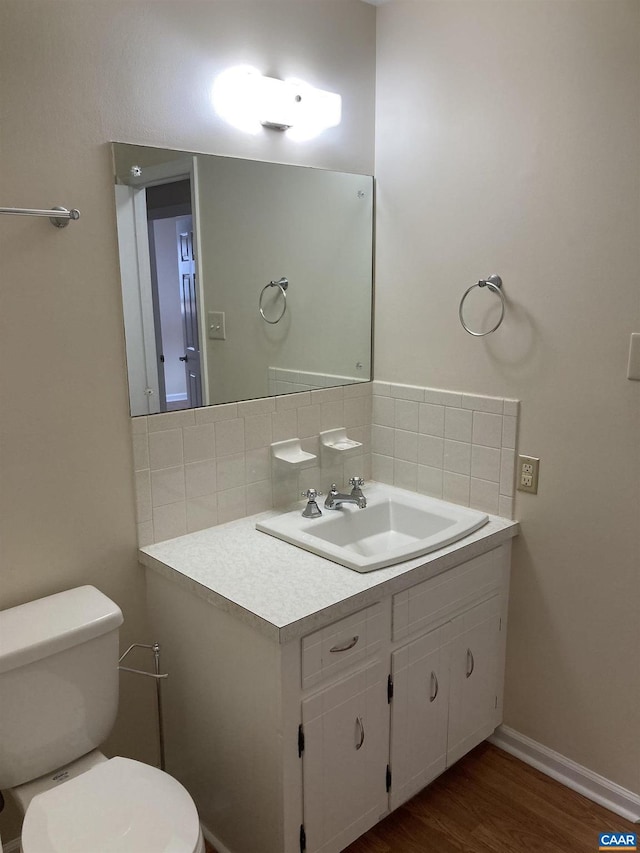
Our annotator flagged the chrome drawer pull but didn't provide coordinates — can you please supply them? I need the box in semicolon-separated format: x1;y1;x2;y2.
430;670;439;702
355;716;365;750
329;635;359;653
466;648;475;678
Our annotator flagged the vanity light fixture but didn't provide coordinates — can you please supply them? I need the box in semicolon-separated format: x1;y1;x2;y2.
212;65;341;139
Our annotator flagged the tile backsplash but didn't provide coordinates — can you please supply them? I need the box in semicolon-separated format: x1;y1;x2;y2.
131;384;372;546
132;380;519;546
371;382;518;520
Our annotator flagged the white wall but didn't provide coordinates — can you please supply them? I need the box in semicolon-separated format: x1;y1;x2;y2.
0;0;375;841
375;1;640;794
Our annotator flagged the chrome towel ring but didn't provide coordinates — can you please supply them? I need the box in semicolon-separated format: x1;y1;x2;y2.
259;277;288;324
459;274;505;336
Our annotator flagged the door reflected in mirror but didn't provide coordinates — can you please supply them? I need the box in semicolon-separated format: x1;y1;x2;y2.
112;143;373;416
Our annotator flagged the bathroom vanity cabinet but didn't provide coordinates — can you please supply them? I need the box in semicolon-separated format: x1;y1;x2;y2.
142;515;515;853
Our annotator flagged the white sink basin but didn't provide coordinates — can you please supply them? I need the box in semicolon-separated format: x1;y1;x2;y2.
256;483;489;572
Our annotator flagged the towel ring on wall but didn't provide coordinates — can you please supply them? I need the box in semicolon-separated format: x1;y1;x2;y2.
259;277;289;324
458;274;505;336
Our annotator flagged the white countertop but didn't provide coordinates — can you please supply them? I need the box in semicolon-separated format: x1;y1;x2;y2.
140;487;519;644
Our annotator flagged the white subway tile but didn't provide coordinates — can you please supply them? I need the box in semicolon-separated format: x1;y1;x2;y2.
417;465;443;499
311;386;344;404
152;502;187;542
320;400;345;431
372;454;394;484
470;478;500;514
343;381;372;398
131;417;147;435
372;425;394;456
372;395;395;427
195;402;238;424
216;453;246;490
418;434;444;468
245;448;271;484
217;487;247;524
134;470;152;523
394;459;418;491
419;403;445;437
148;429;183;470
461;394;504;414
445;407;473;442
371;381;391;397
499;494;515;519
183;423;215;463
471;445;501;482
137;521;154;548
276;391;311;411
424;388;462;407
237;397;276;417
215;418;245;456
472;412;503;448
443;472;470;505
244;414;273;450
395;399;420;432
502;415;517;450
296;404;321;438
132;433;150;472
185;460;217;499
444;440;471;475
500;449;516;497
503;399;520;417
390;383;425;402
344;397;367;428
151;466;186;507
148;409;195;432
394;429;418;463
246;480;273;515
186;495;219;533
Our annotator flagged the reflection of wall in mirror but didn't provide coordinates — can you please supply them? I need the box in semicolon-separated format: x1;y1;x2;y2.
196;156;373;405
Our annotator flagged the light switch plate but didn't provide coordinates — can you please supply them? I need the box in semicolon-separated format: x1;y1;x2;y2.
627;333;640;380
208;311;226;341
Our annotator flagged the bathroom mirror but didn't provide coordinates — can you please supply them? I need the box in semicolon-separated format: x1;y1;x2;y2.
112;143;373;416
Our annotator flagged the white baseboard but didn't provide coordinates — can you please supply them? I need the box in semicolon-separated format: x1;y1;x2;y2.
490;725;640;824
2;837;21;853
201;823;234;853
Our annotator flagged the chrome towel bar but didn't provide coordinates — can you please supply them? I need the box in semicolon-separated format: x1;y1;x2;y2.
0;206;80;228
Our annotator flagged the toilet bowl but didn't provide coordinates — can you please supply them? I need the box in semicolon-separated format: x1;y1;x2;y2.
0;586;205;853
19;756;205;853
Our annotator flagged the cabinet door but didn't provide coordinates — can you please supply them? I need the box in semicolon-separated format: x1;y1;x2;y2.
447;594;502;766
301;659;389;853
389;624;451;810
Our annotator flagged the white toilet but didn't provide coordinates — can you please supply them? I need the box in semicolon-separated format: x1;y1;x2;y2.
0;585;206;853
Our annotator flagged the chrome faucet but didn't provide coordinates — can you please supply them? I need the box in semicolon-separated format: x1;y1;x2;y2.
324;477;367;510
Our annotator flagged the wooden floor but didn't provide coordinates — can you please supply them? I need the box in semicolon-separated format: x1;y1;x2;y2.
205;742;638;852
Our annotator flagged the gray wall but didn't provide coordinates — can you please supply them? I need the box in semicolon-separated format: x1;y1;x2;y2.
0;0;375;840
375;0;640;795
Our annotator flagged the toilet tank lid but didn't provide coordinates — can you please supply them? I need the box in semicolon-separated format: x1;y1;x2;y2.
0;586;123;675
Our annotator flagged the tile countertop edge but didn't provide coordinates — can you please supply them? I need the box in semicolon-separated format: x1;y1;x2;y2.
139;515;519;645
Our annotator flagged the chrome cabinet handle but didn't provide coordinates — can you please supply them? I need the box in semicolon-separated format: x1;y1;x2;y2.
329;635;359;653
466;648;475;678
355;716;365;750
430;670;439;702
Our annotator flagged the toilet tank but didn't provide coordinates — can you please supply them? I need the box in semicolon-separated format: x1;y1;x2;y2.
0;586;124;789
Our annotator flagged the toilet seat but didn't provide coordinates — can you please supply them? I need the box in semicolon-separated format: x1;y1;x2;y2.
21;757;204;853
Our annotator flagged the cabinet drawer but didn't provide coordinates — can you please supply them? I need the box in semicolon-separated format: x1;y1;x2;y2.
302;602;384;689
392;546;506;642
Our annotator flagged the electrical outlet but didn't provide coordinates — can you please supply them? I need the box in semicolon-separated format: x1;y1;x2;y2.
517;455;540;494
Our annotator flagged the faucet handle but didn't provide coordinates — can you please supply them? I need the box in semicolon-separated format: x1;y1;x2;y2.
301;488;323;518
349;476;365;488
301;488;322;500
